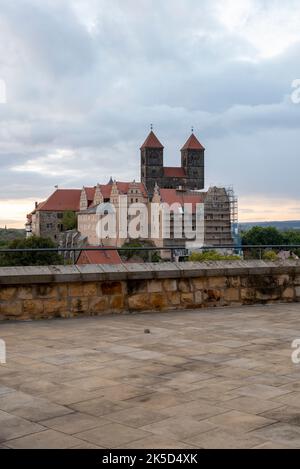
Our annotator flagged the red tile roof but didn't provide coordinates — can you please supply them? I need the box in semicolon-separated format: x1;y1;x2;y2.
159;189;205;213
100;184;112;199
36;189;82;212
84;187;96;202
115;181;148;197
181;133;205;151
33;181;148;215
141;131;164;149
163;167;186;178
76;247;122;265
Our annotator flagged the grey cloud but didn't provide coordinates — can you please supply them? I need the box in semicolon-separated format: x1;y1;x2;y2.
0;0;299;220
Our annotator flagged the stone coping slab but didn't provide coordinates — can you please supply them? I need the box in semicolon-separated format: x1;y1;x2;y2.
0;260;299;286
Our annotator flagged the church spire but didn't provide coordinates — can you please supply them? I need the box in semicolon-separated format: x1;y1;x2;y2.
181;133;205;151
140;130;164;149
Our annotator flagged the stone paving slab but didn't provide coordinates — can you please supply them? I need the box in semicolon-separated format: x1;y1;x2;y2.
0;303;300;448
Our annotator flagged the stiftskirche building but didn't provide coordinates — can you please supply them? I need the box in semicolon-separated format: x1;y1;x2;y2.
141;130;205;196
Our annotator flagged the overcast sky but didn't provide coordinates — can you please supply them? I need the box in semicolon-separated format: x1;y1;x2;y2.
0;0;300;227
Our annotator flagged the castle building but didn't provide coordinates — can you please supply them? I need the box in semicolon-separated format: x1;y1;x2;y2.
140;130;205;196
26;129;236;258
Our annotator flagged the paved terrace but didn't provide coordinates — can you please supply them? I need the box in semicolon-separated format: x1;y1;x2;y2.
0;304;300;449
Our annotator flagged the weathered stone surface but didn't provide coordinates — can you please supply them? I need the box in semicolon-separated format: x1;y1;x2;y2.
43;299;68;316
178;279;191;293
192;278;207;290
295;276;300;286
148;293;167;310
147;280;163;293
110;295;124;311
180;293;194;306
282;287;295;300
70;298;89;314
36;285;57;299
227;276;240;288
276;275;290;287
0;287;17;301
163;279;177;292
241;288;255;301
208;277;227;288
128;294;150;311
127;280;147;294
0;302;22;316
57;284;68;298
88;297;109;313
166;291;181;306
23;300;43;316
206;289;222;302
194;291;203;305
83;283;98;297
224;288;240;302
18;286;34;300
0;261;300;320
101;282;123;295
256;290;280;301
68;283;83;297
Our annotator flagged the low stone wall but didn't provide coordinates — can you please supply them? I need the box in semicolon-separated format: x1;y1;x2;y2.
0;261;299;320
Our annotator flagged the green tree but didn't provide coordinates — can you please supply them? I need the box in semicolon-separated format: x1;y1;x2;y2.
281;230;300;257
242;226;284;246
62;211;77;231
0;236;63;267
119;240;161;262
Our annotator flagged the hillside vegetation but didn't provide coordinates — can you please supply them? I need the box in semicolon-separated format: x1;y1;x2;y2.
0;228;26;248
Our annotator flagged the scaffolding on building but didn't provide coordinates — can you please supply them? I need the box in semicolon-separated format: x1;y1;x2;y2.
225;186;240;249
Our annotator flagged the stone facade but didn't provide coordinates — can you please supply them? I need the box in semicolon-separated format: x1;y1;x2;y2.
0;261;299;320
33;211;65;240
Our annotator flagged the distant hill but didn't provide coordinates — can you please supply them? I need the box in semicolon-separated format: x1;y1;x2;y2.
240;220;300;232
0;228;26;247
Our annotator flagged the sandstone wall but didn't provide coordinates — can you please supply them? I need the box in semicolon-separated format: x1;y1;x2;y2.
0;261;299;320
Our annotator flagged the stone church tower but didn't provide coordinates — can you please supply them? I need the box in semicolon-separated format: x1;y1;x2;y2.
140;130;164;196
181;133;205;191
141;129;205;196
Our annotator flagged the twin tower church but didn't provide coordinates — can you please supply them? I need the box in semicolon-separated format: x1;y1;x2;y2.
140;130;205;196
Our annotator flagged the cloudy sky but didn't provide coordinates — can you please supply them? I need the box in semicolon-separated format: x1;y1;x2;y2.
0;0;300;227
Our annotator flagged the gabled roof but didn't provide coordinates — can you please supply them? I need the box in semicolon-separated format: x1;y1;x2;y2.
35;189;82;212
84;187;96;202
164;167;186;178
76;247;122;265
100;184;112;199
140;131;164;149
181;133;205;151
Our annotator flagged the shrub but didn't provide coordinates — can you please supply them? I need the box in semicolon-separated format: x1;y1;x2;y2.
189;250;240;262
262;250;278;261
119;240;161;262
